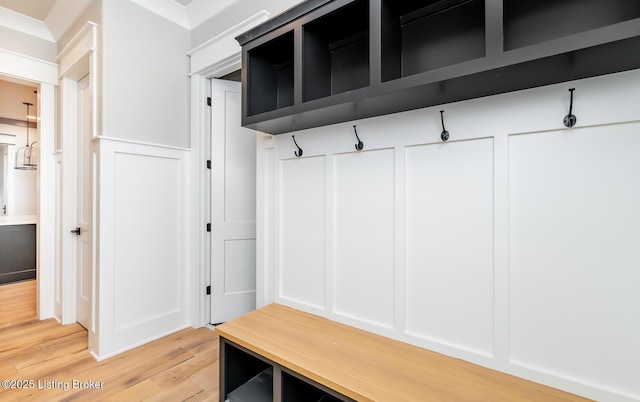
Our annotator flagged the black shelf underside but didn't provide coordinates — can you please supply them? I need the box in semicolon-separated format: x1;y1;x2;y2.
239;0;640;134
245;35;640;134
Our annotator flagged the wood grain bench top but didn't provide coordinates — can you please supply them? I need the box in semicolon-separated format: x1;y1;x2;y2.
215;303;589;402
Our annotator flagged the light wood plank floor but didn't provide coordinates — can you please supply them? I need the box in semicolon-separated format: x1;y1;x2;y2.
0;280;219;401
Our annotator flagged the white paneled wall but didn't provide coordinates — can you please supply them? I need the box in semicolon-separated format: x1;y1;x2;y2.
112;152;182;329
509;124;640;398
280;156;326;309
93;137;190;360
405;139;494;356
334;149;396;328
258;69;640;402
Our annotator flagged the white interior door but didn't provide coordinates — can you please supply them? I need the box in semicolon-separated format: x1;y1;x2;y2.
210;78;257;324
75;75;92;329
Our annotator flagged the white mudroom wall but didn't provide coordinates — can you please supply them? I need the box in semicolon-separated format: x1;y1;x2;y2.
92;137;190;359
257;68;640;402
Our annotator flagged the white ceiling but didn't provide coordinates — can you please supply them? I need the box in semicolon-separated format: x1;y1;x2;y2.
0;0;229;42
0;0;58;21
174;0;195;6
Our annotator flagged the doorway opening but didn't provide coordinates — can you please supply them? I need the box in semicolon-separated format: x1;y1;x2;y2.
0;77;39;294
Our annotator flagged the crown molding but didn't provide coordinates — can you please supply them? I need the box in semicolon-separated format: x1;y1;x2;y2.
0;6;54;41
130;0;190;29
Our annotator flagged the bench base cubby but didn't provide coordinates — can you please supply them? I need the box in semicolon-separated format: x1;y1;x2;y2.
220;338;352;402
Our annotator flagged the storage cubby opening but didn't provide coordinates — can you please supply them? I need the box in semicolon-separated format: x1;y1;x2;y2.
282;372;343;402
224;343;273;400
504;0;640;51
303;0;370;102
247;31;294;116
381;0;485;82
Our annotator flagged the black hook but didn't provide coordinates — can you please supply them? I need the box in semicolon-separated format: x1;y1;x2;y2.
563;88;577;128
292;135;303;157
440;110;449;142
353;125;364;151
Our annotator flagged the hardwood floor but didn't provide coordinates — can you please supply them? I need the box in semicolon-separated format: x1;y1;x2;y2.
0;281;219;401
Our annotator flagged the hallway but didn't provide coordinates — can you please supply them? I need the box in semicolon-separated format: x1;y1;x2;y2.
0;281;219;401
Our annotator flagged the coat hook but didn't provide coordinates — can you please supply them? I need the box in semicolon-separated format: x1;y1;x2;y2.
563;88;577;128
292;135;303;157
440;110;449;142
353;125;364;151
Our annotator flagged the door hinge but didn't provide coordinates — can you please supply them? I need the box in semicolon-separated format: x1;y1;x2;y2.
206;160;211;169
207;97;212;107
206;223;211;232
206;285;211;295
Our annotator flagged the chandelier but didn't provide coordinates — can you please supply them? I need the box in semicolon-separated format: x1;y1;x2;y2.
14;102;37;170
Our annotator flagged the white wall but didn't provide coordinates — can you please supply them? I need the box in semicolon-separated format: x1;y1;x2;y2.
93;137;190;359
95;1;192;358
258;68;640;402
102;0;190;148
0;79;39;119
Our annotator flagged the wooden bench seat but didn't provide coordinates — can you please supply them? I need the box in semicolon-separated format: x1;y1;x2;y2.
215;303;589;401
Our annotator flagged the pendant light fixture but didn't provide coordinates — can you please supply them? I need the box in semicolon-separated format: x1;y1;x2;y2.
15;102;37;170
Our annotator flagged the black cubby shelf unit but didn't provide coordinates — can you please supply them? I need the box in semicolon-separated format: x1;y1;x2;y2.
381;0;486;82
503;0;640;51
246;31;295;116
220;339;353;402
236;0;640;135
302;0;370;102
